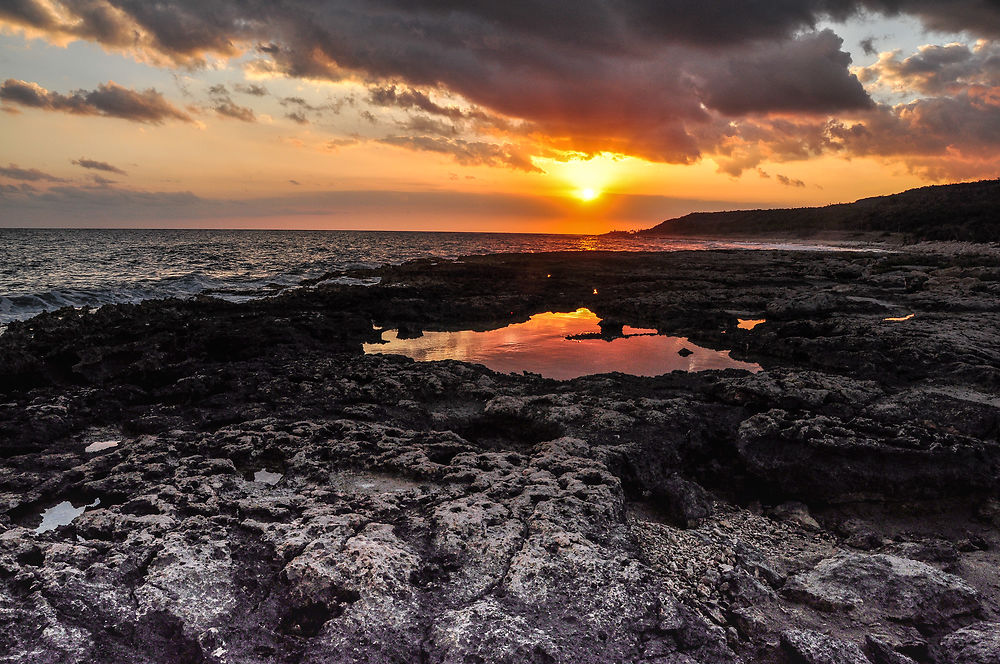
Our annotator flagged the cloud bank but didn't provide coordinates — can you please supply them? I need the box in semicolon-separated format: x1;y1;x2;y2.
1;1;998;178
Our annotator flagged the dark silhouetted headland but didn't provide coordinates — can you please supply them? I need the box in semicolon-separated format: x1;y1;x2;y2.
621;179;1000;242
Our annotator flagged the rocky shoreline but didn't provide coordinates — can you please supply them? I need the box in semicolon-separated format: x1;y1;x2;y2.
2;246;999;663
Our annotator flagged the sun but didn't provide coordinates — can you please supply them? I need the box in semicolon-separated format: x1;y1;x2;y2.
577;187;600;202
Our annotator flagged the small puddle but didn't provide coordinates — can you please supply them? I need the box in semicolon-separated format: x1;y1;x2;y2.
35;498;100;533
884;313;915;322
253;469;283;485
84;440;120;453
738;318;766;330
364;308;761;380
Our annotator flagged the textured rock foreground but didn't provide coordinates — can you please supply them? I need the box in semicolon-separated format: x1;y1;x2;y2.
1;247;999;663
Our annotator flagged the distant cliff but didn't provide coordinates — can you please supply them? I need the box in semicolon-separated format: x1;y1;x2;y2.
626;179;1000;242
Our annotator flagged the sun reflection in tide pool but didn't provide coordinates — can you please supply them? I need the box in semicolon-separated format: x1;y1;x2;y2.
738;318;767;330
364;308;761;380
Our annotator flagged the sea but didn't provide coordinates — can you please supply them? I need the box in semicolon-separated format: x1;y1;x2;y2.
0;228;866;325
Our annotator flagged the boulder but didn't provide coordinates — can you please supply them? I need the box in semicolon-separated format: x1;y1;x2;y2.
780;630;871;664
783;553;979;633
938;622;1000;664
658;473;714;528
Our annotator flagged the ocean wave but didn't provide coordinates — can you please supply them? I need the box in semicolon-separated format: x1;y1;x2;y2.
0;228;874;324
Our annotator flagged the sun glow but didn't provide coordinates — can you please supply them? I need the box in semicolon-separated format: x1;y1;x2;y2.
577;187;599;201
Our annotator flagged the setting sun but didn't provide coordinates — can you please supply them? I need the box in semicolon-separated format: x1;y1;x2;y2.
577;188;599;202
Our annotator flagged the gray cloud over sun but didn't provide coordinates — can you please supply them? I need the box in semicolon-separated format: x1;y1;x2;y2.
1;1;999;178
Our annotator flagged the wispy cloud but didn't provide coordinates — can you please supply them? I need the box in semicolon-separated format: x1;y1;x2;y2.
0;79;192;123
0;163;68;182
72;158;128;175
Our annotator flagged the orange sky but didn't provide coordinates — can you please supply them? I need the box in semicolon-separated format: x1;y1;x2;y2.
1;3;998;232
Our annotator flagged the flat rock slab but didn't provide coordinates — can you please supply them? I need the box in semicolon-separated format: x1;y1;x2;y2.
784;552;980;632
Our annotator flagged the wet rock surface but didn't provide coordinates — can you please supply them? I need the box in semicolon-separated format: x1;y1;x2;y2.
1;247;1000;662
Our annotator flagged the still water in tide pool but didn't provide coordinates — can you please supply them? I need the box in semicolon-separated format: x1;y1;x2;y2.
364;308;761;380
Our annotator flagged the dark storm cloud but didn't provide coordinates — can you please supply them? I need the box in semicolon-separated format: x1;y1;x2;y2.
3;1;999;173
696;30;872;115
0;79;192;123
863;0;1000;37
72;158;128;175
6;1;999;66
0;1;883;164
0;163;67;182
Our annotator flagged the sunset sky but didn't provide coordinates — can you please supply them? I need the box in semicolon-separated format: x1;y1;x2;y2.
1;1;999;233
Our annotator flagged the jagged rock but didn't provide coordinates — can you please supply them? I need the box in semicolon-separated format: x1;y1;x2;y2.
737;409;1000;502
659;474;714;528
864;636;918;664
938;622;1000;664
884;539;959;566
3;247;1000;662
780;629;871;664
842;524;883;551
772;501;821;531
784;553;980;632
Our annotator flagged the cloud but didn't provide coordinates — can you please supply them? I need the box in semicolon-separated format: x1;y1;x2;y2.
2;1;999;177
379;135;542;172
858;41;1000;95
695;30;872;115
0;163;67;182
71;158;127;175
863;0;1000;37
0;2;882;166
776;174;806;187
0;182;38;196
0;180;763;229
207;83;256;122
368;85;497;123
213;100;256;121
397;116;459;137
234;83;268;96
0;79;192;123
